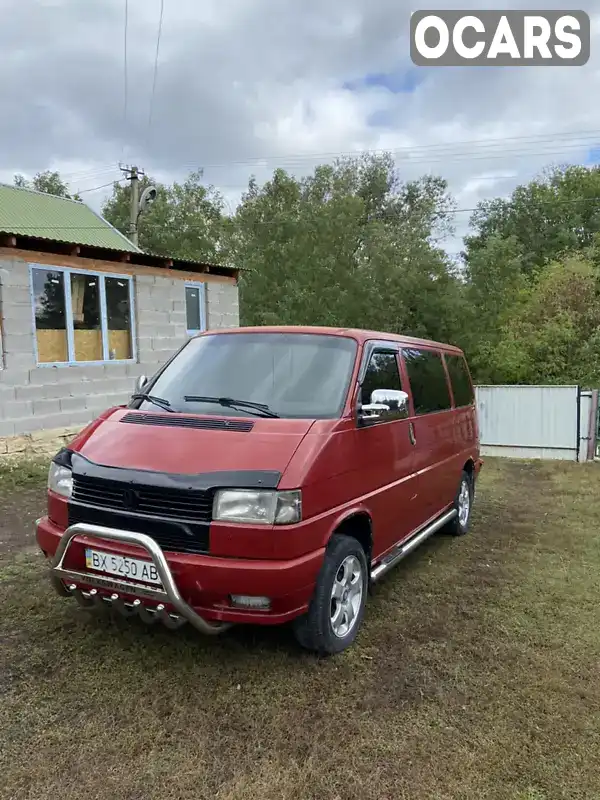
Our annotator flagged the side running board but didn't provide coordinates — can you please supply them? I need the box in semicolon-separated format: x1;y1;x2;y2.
370;508;457;582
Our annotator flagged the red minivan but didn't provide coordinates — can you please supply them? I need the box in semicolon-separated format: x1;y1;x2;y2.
36;326;482;654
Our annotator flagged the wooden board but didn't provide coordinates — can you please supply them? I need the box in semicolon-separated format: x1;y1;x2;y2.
108;329;132;360
35;329;134;362
36;330;68;363
73;329;103;362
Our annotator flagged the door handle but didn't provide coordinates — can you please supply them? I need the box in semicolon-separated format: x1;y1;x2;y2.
409;422;416;446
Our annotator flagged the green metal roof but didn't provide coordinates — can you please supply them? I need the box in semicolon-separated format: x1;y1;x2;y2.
0;183;142;253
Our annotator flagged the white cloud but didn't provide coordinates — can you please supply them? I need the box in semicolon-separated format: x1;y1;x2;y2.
1;0;599;255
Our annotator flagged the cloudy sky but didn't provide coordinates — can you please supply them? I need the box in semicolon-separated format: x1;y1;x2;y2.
1;0;599;255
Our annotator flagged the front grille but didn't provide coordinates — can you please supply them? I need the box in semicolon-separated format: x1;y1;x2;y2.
68;504;210;555
121;412;254;432
72;474;213;522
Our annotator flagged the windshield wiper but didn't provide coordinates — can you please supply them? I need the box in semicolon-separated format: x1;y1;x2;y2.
131;393;176;413
183;395;280;418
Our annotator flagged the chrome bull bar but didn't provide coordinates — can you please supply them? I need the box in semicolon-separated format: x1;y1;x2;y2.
68;586;188;630
47;521;231;636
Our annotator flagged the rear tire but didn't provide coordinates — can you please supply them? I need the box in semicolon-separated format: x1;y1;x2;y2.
444;470;473;536
293;534;368;655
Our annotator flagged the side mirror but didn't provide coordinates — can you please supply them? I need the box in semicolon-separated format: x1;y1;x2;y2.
371;389;409;415
134;374;148;394
357;388;409;426
359;402;390;425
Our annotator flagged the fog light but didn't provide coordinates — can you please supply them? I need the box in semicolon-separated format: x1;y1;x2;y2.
230;595;271;610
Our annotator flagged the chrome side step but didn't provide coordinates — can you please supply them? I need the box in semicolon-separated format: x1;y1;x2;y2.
370;508;457;582
48;522;231;636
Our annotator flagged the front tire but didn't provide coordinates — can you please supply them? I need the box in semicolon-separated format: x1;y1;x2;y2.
293;534;368;655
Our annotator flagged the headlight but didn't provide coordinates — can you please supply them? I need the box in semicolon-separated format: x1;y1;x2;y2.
48;462;73;499
213;489;302;525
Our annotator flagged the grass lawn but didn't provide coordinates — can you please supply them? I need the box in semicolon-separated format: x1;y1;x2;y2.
0;458;599;800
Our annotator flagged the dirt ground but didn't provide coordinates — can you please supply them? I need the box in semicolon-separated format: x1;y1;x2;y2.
0;487;46;556
0;458;599;800
0;461;47;556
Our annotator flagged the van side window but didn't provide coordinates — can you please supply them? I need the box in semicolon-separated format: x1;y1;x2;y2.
403;348;451;415
361;350;404;416
445;354;474;407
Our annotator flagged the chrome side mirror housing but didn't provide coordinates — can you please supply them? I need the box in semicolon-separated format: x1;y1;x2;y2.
358;389;409;426
371;389;409;415
134;374;148;394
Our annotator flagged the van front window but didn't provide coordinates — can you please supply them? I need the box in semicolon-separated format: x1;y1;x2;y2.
136;333;358;419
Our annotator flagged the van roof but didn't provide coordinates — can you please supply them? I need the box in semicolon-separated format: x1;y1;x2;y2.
201;325;464;354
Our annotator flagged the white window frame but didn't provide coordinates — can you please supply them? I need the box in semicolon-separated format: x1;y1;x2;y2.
29;263;137;367
184;281;207;335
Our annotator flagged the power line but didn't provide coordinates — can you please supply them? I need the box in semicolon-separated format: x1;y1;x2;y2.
51;139;596;197
147;0;165;138
6;193;600;233
177;128;600;172
61;164;121;181
218;142;598;171
76;179;125;195
122;0;129;158
191;142;600;181
24;128;600;190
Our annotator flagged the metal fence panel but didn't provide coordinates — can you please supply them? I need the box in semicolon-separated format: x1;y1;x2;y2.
475;385;580;460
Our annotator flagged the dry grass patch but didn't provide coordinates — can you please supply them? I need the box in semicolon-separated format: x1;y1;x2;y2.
0;459;599;799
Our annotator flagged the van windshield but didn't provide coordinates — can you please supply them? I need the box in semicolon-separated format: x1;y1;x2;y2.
136;332;358;419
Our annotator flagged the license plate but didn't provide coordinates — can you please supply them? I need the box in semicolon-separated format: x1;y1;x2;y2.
84;548;163;587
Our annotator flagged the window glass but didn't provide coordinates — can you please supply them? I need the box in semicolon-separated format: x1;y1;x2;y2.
32;268;68;363
143;333;358;419
445;354;474;407
106;277;133;360
361;351;401;405
71;273;102;361
30;267;134;365
185;285;204;332
360;349;407;421
403;348;451;415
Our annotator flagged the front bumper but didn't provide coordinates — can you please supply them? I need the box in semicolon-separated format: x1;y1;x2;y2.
36;516;324;629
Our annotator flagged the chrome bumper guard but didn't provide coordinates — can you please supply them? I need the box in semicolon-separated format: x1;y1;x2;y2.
46;521;231;636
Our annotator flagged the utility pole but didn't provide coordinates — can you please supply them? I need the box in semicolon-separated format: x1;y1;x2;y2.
120;164;145;247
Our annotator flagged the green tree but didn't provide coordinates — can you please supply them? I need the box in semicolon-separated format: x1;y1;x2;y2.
465;164;600;277
461;234;527;382
13;170;82;201
102;170;225;260
462;164;600;383
490;255;600;386
228;154;466;345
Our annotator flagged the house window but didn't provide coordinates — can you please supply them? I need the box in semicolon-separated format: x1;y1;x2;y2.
185;282;206;334
30;265;136;365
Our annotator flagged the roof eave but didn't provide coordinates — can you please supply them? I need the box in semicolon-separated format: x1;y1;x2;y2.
0;231;240;278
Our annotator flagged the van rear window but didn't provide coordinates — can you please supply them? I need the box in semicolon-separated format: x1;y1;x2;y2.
445;354;474;407
403;348;451;415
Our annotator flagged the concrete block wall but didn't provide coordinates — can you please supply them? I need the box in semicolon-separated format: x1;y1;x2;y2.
0;255;239;457
134;274;189;376
207;282;240;330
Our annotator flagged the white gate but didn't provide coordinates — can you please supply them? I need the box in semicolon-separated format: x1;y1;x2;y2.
475;385;592;461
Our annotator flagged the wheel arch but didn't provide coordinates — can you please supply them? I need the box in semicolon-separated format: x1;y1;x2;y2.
462;458;475;479
328;509;373;564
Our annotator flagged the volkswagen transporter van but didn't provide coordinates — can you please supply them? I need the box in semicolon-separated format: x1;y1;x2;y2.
36;326;482;654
